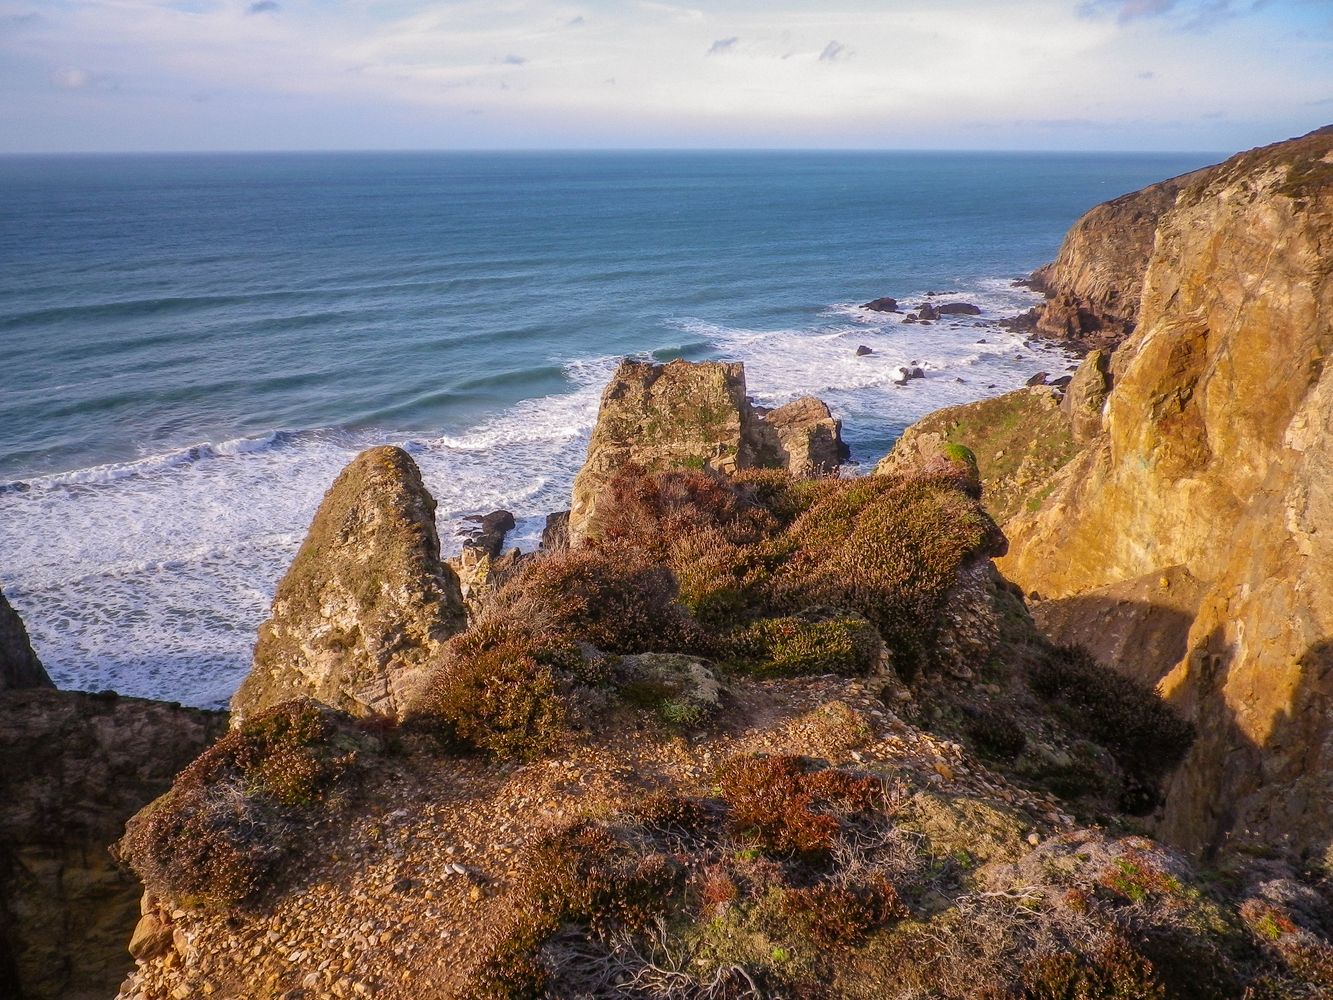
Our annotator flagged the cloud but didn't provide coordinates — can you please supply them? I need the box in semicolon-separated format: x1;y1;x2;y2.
567;16;585;26
707;36;739;56
50;68;94;89
1137;69;1155;78
1076;0;1269;30
818;40;848;62
501;54;526;65
246;1;279;14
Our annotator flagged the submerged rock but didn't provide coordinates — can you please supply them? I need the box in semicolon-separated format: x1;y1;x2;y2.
937;302;982;315
231;446;466;723
861;296;899;312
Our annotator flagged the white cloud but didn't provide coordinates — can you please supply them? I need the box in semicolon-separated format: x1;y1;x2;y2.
1;0;1327;150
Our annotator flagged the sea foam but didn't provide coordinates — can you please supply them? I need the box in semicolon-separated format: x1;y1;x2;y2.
0;282;1070;708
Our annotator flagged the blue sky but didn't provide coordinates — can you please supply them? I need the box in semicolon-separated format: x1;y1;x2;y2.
1;0;1329;153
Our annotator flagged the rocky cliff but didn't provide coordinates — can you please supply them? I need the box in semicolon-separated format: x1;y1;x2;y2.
568;359;844;544
1025;165;1216;349
232;446;467;724
993;126;1333;862
0;688;224;1000
0;584;51;691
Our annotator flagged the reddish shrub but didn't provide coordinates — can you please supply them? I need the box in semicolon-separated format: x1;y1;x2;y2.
779;875;907;946
719;754;880;857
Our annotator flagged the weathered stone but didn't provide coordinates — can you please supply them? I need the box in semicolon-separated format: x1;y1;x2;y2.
999;126;1333;860
448;511;524;619
937;302;982;316
0;584;51;691
1026;162;1217;349
568;360;844;545
1060;348;1111;443
751;396;846;477
0;689;224;1000
855;345;874;356
877;386;1076;526
128;914;174;963
540;511;570;553
232;446;466;723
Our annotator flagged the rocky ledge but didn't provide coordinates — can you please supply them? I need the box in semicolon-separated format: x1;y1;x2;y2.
887;126;1333;869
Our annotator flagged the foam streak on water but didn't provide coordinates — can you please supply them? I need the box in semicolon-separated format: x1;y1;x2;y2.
0;283;1070;708
0;150;1224;706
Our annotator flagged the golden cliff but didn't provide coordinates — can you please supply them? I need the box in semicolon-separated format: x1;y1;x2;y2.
996;126;1333;862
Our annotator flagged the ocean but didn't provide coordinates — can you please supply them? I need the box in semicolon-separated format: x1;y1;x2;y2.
0;150;1219;707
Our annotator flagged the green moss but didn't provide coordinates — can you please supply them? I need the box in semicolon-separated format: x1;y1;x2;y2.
726;612;882;677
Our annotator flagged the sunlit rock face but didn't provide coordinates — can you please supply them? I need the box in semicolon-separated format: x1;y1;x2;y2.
999;126;1333;862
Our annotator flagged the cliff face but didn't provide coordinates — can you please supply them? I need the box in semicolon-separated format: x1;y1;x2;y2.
1027;165;1215;349
231;446;467;724
0;584;51;691
998;126;1333;860
0;689;224;1000
568;359;844;544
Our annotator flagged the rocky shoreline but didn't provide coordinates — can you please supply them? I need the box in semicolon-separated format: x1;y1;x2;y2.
3;125;1333;999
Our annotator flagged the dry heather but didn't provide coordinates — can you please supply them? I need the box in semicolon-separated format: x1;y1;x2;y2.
115;465;1331;1000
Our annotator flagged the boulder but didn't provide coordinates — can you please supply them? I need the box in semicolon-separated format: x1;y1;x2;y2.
998;126;1333;860
540;511;570;552
918;302;940;321
937;302;982;316
1025;372;1049;387
0;689;224;1000
1059;348;1111;443
231;446;466;723
855;345;874;356
449;509;525;618
568;360;844;544
0;585;51;691
861;296;899;312
751;396;847;476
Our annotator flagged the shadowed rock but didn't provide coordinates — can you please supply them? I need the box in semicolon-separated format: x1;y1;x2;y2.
231;446;466;723
999;125;1333;859
0;689;224;1000
0;585;51;691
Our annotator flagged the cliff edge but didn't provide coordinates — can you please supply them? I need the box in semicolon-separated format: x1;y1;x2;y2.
996;125;1333;862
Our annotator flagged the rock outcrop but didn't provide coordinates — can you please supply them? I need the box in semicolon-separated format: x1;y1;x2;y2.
876;385;1077;526
751;396;847;477
448;510;526;619
568;359;844;544
1025;163;1217;349
231;446;466;723
0;689;224;1000
997;126;1333;861
0;585;51;691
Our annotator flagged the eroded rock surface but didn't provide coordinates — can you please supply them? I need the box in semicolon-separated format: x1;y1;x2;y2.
876;386;1077;526
0;689;224;1000
568;359;844;544
1026;163;1216;349
0;585;50;691
232;446;466;723
999;126;1333;861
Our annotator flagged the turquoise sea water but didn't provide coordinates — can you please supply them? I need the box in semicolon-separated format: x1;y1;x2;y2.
0;150;1219;706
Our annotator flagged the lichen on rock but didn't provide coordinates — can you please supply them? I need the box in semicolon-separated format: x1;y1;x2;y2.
231;445;466;724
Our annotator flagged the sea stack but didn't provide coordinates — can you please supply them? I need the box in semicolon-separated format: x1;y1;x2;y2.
231;445;467;722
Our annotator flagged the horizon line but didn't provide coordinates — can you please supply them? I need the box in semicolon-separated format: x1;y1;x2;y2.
0;145;1230;158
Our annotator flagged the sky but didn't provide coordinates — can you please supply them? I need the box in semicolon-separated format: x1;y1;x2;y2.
0;0;1330;153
